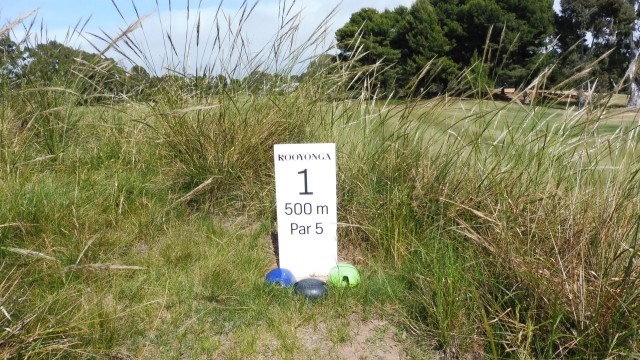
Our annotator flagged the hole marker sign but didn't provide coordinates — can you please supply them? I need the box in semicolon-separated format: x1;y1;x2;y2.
274;143;337;278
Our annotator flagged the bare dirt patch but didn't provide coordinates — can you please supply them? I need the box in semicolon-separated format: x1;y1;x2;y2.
296;314;404;360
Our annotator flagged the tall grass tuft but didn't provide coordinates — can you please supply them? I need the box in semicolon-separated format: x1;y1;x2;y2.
0;262;81;358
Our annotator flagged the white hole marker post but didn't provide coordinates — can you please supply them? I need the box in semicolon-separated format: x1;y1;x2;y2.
274;143;338;279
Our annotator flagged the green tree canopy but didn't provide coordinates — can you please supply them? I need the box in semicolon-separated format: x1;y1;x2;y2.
431;0;555;86
335;7;404;65
0;35;23;82
557;0;638;86
397;0;456;92
334;0;555;96
17;40;128;103
22;41;83;83
335;6;409;94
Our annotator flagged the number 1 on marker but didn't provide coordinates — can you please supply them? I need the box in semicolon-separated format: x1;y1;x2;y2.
298;169;313;195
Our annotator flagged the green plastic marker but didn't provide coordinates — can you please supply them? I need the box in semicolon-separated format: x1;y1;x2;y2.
328;264;360;287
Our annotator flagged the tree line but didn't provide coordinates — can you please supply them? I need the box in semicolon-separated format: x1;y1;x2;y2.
333;0;640;104
0;36;304;103
2;0;640;105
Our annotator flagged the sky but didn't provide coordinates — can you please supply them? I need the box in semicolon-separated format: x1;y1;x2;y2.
0;0;562;75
